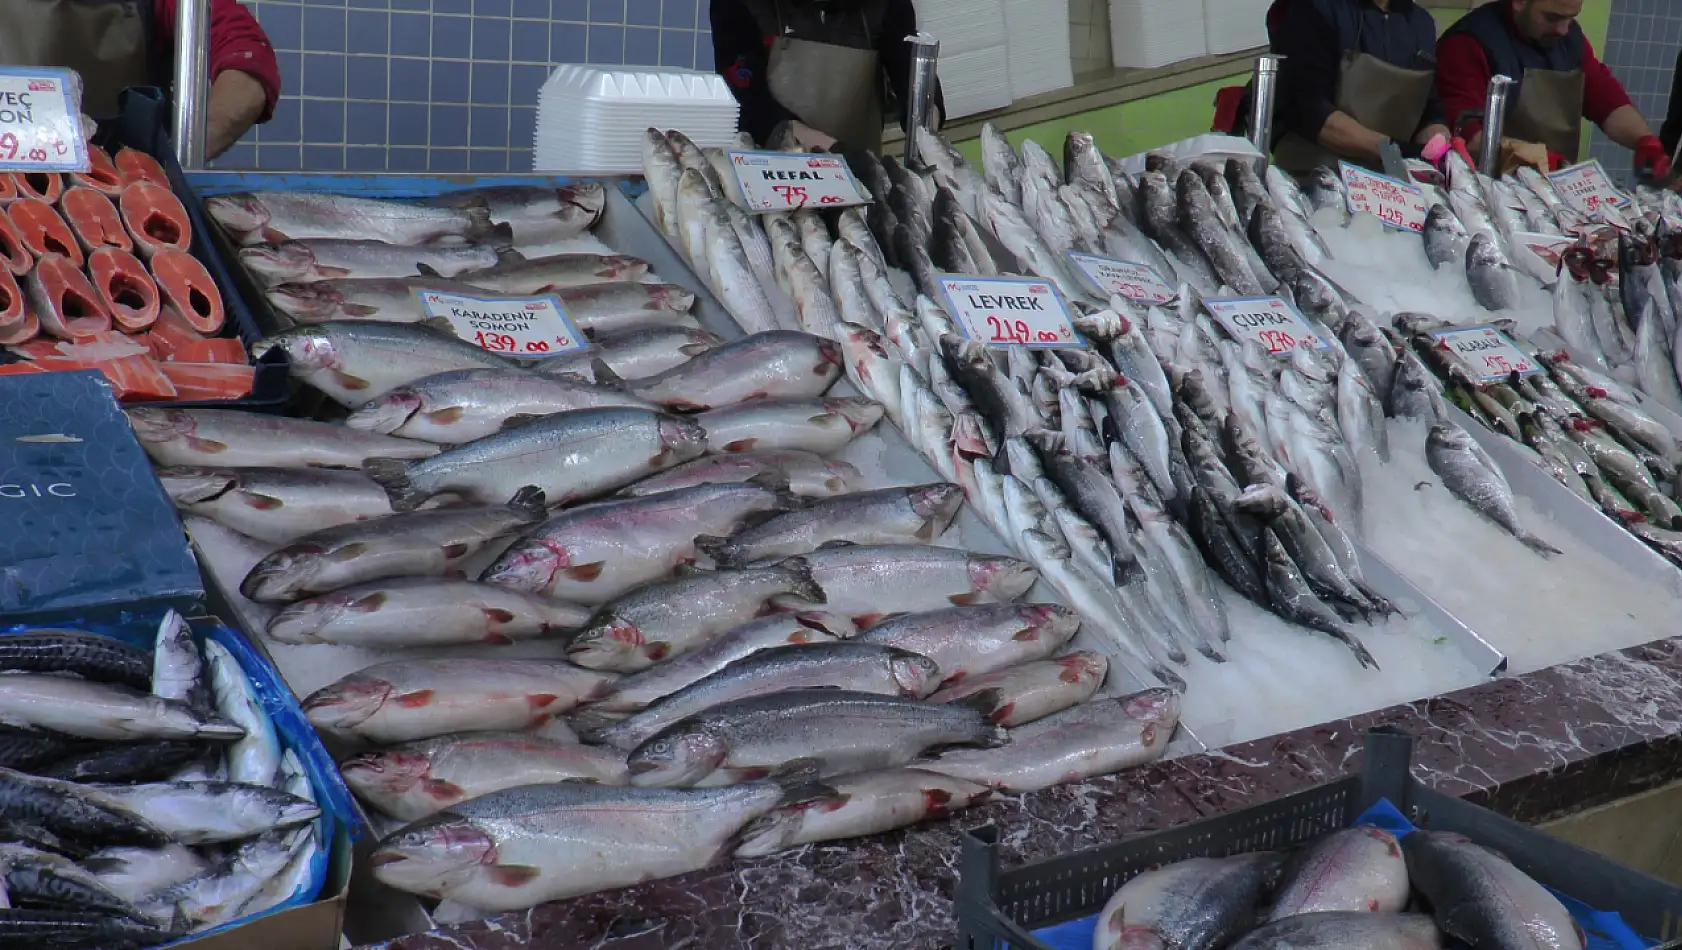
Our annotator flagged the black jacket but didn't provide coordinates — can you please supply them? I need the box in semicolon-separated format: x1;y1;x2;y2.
1662;48;1682;159
1271;0;1444;143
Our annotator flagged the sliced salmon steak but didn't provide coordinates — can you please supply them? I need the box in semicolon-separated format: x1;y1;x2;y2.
88;247;160;331
0;310;39;346
71;144;127;197
0;208;33;276
169;337;246;364
159;361;254;400
0;176;15;205
0;267;22;328
0;362;46;375
114;148;169;187
150;248;223;333
26;252;111;339
8;198;84;267
148;304;210;357
55;336;153;363
95;353;178;400
119;181;192;261
61;187;133;253
12;171;63;203
8;339;59;360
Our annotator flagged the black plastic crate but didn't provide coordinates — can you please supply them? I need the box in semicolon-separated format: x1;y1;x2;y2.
955;726;1682;950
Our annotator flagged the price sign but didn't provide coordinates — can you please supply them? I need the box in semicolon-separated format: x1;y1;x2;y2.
1205;296;1330;357
1065;252;1175;304
417;290;589;358
1548;159;1632;215
1430;324;1541;384
936;275;1085;350
728;150;870;213
1339;162;1428;232
0;68;89;173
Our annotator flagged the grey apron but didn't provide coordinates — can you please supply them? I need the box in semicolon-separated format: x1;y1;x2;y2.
0;0;151;119
1503;67;1585;162
1274;50;1436;174
766;0;885;154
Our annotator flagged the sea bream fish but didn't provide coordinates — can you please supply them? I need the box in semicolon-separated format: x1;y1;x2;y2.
237;238;508;286
341;731;628;821
206;191;501;246
252;320;519;408
1426;423;1561;556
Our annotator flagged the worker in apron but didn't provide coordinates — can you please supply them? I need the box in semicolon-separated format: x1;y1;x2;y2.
1437;0;1670;180
712;0;944;153
1264;0;1450;174
0;0;280;158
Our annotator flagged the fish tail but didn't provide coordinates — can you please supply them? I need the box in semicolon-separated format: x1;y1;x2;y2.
745;472;801;511
693;534;742;567
506;485;549;519
1335;629;1380;670
1151;663;1189;693
1520;532;1563;558
362;457;427;512
767;758;838;805
775;555;829;604
1196;642;1226;663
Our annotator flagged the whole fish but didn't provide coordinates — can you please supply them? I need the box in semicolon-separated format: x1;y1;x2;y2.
697;483;964;566
1423;204;1470;270
928;652;1105;726
238;239;505;285
838;321;905;426
151;611;208;712
625;689;1004;787
1260;528;1379;668
698;397;884;455
363;407;708;510
0;908;168;946
207;190;497;246
624;450;863;498
980;123;1023;206
252;320;517;407
1305;166;1352;222
610;330;842;411
1426;423;1560;556
1234;912;1442;950
641;129;683;237
344;368;657;443
734;766;993;858
771;544;1038;629
0;675;242;743
1466;233;1521;312
127;407;438;469
942;336;1042;441
551;281;700;337
857;604;1079;685
1093;852;1285;950
0;767;169;846
0;630;151;689
158;465;396;544
1238;485;1376;617
1036;439;1144;584
0;843;151;920
673;169;716;288
590;643;941;750
1247;203;1306;288
83;844;208;904
204;640;282;787
565;560;828;672
1268;827;1409;920
535;324;723;381
241;487;548;602
978;188;1085;298
1387;351;1445;422
341;732;627;821
266;274;503;323
480;479;796;604
1341;314;1397;401
141;826;309;928
89;781;318;845
302;658;616;743
1636;297;1682;414
1127;481;1232;645
1404;831;1582;950
704;205;781;334
829;239;881;329
1338;363;1390;460
268;578;590;646
421;182;605;244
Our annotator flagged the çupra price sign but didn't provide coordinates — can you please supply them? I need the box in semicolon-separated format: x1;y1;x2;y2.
937;275;1085;349
1339;162;1427;233
1430;324;1541;384
728;150;870;213
1065;252;1175;304
417;290;589;358
0;67;89;174
1204;296;1330;357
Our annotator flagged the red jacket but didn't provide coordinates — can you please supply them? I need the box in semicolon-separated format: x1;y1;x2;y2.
1436;3;1630;142
151;0;282;123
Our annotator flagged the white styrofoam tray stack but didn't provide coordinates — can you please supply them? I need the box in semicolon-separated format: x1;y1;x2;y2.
1004;0;1074;99
1203;0;1268;54
940;47;1015;118
1109;0;1207;70
913;0;1013;118
534;65;741;174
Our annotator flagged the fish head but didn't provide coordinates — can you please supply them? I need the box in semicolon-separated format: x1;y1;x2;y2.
341;749;431;797
657;415;710;463
479;539;570;595
1123;688;1182;726
646;283;696;312
370;816;496;897
564;615;642;669
302;672;392;732
823;397;886;433
205;194;271;242
239;243;318;283
888;648;943;697
969;555;1038;601
344;390;425;435
267;282;346;322
125;406;196;444
253;327;342;377
155;466;237;504
242;545;329;603
625;729;728;787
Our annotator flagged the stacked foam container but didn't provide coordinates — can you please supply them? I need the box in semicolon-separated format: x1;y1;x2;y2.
533;65;741;174
1203;0;1269;54
1109;0;1207;69
914;0;1013;118
1004;0;1074;99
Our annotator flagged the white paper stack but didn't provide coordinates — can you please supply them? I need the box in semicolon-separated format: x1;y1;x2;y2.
533;65;741;174
915;0;1013;118
1004;0;1074;99
1109;0;1207;70
1203;0;1268;54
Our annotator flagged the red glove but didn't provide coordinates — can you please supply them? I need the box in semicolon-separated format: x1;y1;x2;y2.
1634;135;1671;181
1547;151;1568;171
1449;136;1477;170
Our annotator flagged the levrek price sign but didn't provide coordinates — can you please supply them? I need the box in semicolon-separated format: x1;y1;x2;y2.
728;150;870;213
1205;296;1330;357
1430;324;1541;385
1065;252;1175;304
1548;159;1632;216
418;290;589;358
1339;162;1428;233
937;275;1085;350
0;68;89;174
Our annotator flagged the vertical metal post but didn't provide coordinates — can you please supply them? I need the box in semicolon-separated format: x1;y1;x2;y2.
904;33;940;166
1248;54;1283;164
1478;74;1514;178
172;0;212;169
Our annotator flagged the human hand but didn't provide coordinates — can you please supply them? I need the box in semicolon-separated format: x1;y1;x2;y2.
1634;135;1672;182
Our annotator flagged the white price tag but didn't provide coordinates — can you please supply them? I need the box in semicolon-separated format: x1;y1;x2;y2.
1430;324;1541;384
936;275;1085;349
0;68;89;173
1547;159;1632;215
1205;296;1329;357
1065;252;1175;304
728;151;869;213
1339;162;1428;232
417;290;589;358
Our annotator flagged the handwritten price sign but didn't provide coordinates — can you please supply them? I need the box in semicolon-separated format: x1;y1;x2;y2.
1339;162;1428;233
417;290;589;358
1430;324;1541;385
1548;159;1632;216
1065;252;1175;304
728;150;869;213
1205;296;1330;357
0;68;88;173
937;275;1086;350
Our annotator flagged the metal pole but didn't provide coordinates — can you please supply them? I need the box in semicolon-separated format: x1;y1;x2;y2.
1478;74;1514;178
1247;54;1283;164
172;0;211;169
904;33;940;166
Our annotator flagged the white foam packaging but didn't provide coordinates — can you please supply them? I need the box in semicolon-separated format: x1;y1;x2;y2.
1202;0;1268;54
1109;0;1207;69
533;65;741;174
1004;0;1074;98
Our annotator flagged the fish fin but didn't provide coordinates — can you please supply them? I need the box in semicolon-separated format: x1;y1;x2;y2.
1521;532;1563;557
948;591;983;606
425;406;464;425
499;413;552;432
420;316;461;338
484;607;517;624
186;435;229;454
487;864;541;887
922;787;958;815
242;492;284;510
341;303;381;317
745;472;800;509
420;777;466;801
776;555;828;603
590;358;626;389
353;592;388;611
1011;626;1040;642
693;534;740;566
363;457;427;511
814;539;856;550
766;758;835;799
525;692;559;708
563;561;604;581
722;438;757;452
333;370;372;391
679;342;714;356
416;263;443;278
394;689;434;707
506;484;548;518
951;687;1005;717
327;542;369;562
642;642;672;662
1196;644;1227;663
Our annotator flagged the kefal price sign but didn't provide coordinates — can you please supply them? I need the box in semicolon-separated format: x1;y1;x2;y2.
937;276;1085;349
1430;324;1541;384
1205;296;1330;357
1547;159;1632;215
1339;162;1428;232
728;151;870;213
0;68;89;173
418;290;590;358
1065;252;1175;304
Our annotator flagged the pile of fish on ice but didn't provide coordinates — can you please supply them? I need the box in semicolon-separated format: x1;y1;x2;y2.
0;147;247;401
0;612;325;948
1085;823;1586;950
